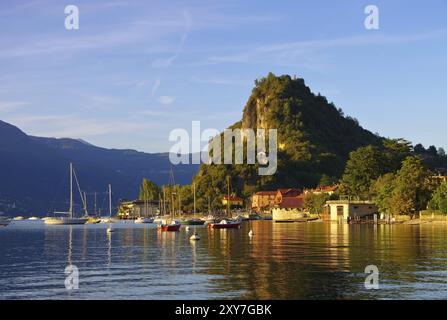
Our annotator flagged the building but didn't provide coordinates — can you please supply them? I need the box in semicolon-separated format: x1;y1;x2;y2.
222;195;244;207
272;194;305;221
251;191;277;211
117;200;159;220
326;200;378;222
275;188;302;204
304;185;339;196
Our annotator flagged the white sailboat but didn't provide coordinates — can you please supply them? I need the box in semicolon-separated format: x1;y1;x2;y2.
134;190;154;224
44;163;88;225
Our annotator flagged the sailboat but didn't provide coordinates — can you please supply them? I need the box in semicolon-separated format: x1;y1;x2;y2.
134;189;154;224
181;183;205;225
208;176;241;230
44;163;88;225
157;167;181;231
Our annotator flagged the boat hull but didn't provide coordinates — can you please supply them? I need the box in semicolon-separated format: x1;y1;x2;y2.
134;218;154;224
158;224;181;232
208;222;241;229
44;218;88;225
181;220;205;226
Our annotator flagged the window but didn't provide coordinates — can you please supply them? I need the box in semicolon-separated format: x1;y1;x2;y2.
337;206;344;216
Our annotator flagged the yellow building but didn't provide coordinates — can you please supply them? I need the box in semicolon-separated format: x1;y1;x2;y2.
117;200;159;220
251;191;277;210
222;195;244;207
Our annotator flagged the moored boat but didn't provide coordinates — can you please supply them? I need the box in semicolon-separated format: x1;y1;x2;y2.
134;217;154;224
44;217;88;225
44;163;88;226
158;220;181;232
208;219;241;229
181;218;205;226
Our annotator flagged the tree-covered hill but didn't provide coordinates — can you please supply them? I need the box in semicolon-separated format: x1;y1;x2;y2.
192;73;383;209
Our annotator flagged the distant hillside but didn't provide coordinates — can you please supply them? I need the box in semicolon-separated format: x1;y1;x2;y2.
0;120;198;216
192;73;383;207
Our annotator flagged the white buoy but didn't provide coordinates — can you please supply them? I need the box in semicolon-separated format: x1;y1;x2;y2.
248;230;253;237
185;226;190;232
190;233;200;241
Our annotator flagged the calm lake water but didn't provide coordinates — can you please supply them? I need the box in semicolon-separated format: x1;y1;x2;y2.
1;220;447;300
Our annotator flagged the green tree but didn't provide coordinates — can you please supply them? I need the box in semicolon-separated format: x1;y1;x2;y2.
370;173;396;215
340;145;389;198
428;182;447;214
304;192;330;216
390;156;431;216
139;178;160;201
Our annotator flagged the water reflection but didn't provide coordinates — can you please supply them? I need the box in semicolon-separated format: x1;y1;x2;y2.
1;221;447;299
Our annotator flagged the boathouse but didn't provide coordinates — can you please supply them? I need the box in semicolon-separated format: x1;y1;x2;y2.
117;200;159;220
325;200;378;222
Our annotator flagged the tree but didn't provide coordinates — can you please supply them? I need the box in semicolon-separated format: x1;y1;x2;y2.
413;144;426;154
370;173;395;215
304;192;330;216
428;182;447;214
389;156;431;216
438;148;446;157
427;145;438;157
138;178;160;201
340;145;389;198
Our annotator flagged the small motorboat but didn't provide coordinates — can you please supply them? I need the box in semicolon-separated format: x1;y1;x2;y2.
13;216;24;221
208;219;241;229
44;217;88;225
181;218;205;226
190;233;201;241
28;217;40;221
158;220;181;232
134;217;154;224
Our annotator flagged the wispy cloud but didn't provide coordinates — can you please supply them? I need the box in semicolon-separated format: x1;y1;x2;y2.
5;113;148;138
205;29;447;68
151;79;161;96
0;101;28;111
159;96;176;105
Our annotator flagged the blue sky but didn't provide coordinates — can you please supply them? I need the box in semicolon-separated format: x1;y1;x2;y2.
1;0;446;153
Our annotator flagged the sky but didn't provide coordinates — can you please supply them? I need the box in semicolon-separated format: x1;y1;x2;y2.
0;0;446;153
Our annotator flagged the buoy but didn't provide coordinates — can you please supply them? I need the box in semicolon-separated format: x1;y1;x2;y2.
248;230;253;237
186;226;190;232
107;228;113;233
190;233;200;241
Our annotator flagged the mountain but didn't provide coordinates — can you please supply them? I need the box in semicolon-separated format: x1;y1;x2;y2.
0;120;198;216
192;73;383;207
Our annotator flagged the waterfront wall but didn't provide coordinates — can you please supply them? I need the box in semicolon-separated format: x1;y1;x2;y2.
272;208;305;221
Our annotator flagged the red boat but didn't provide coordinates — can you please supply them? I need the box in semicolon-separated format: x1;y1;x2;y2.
208;219;241;229
158;221;181;232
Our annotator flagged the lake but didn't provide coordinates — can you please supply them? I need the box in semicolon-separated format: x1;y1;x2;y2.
1;220;447;300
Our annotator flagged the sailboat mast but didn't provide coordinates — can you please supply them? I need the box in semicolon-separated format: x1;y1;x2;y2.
193;182;196;215
108;184;112;218
70;163;73;219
